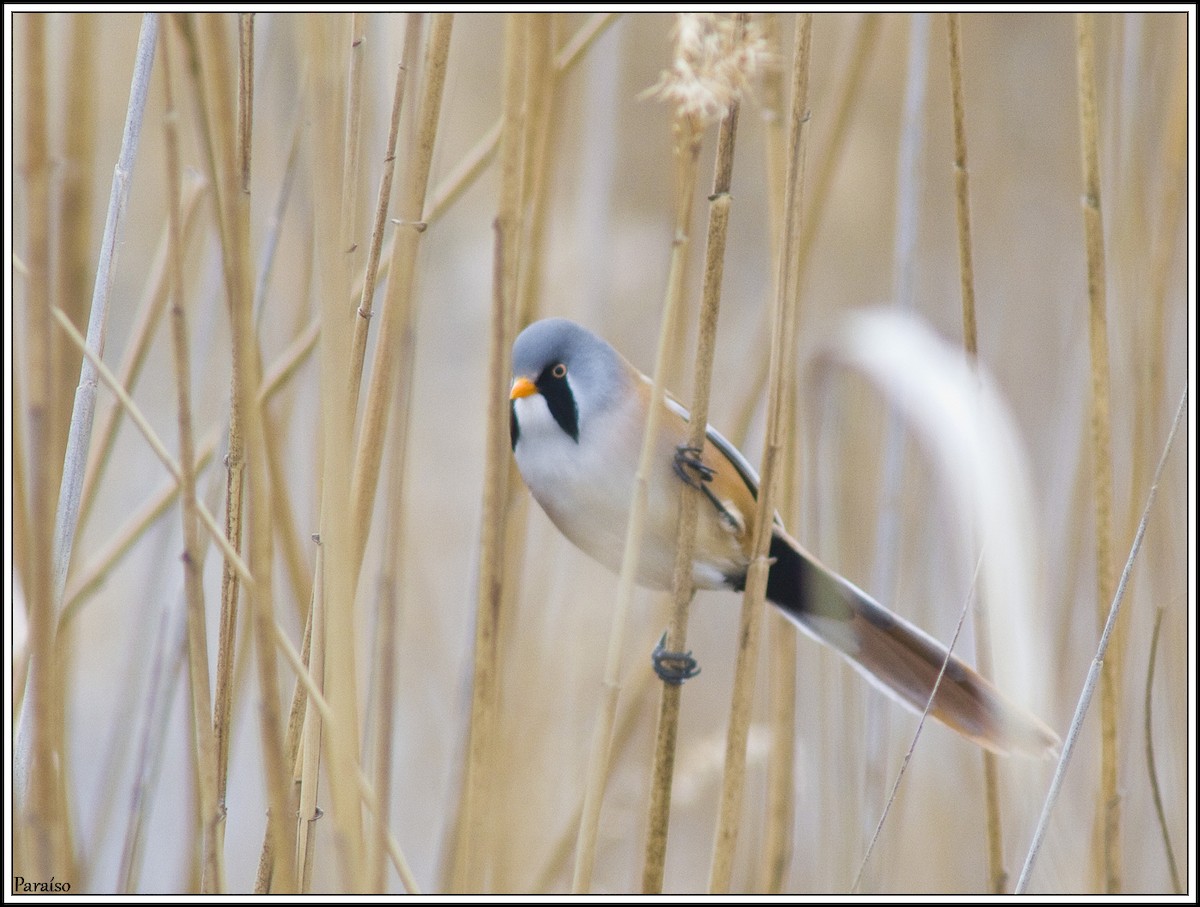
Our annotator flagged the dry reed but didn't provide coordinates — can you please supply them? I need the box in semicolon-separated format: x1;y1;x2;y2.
944;11;1006;892
1075;13;1121;892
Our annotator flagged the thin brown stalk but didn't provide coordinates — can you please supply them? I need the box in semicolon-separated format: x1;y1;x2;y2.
348;33;415;423
572;115;698;893
341;12;367;270
756;13;796;894
349;12;452;577
354;27;423;887
491;19;554;890
301;12;365;889
178;11;252;858
255;587;316;892
690;127;740;893
946;13;979;362
1144;608;1182;893
644;12;755;890
463;15;526;891
945;11;1006;893
710;14;810;894
196;11;294;891
1076;13;1121;893
16;11;72;878
294;563;325;892
571;191;698;885
162;26;223;889
638;106;706;905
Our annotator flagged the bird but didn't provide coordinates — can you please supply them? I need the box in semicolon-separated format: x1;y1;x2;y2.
508;317;1059;758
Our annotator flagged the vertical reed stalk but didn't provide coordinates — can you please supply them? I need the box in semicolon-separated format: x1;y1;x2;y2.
349;13;451;576
634;116;701;891
709;14;810;894
756;13;797;894
673;106;738;885
571;78;700;902
302;12;369;889
50;12;159;608
493;16;554;891
17;11;73;880
182;11;249;848
464;14;526;890
1076;12;1121;893
347;47;412;422
341;12;367;274
52;14;97;495
193;11;294;890
945;12;1006;893
659;68;747;875
638;11;771;887
255;586;315;890
161;24;224;891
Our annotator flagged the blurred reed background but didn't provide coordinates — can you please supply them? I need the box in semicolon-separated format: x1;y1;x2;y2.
9;10;1190;895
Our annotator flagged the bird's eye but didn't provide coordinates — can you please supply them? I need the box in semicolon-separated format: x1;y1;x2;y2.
552;363;567;379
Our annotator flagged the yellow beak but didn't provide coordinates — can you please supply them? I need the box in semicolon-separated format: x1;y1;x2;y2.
510;376;538;400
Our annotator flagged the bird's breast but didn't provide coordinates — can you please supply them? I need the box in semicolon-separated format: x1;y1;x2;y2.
513;394;745;592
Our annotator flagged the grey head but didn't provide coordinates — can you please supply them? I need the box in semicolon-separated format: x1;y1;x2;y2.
510;318;633;446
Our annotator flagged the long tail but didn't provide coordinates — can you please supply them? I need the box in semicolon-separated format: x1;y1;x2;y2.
765;530;1059;758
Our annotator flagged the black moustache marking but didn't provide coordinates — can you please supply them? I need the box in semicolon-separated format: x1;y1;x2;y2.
539;364;579;442
510;401;520;450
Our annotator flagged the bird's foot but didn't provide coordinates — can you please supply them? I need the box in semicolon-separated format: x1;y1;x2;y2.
673;445;715;488
652;630;701;685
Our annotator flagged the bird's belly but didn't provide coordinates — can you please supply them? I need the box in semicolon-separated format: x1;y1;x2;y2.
517;436;741;593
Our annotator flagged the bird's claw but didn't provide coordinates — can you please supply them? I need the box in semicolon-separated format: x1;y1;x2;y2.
652;630;701;685
673;445;714;488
